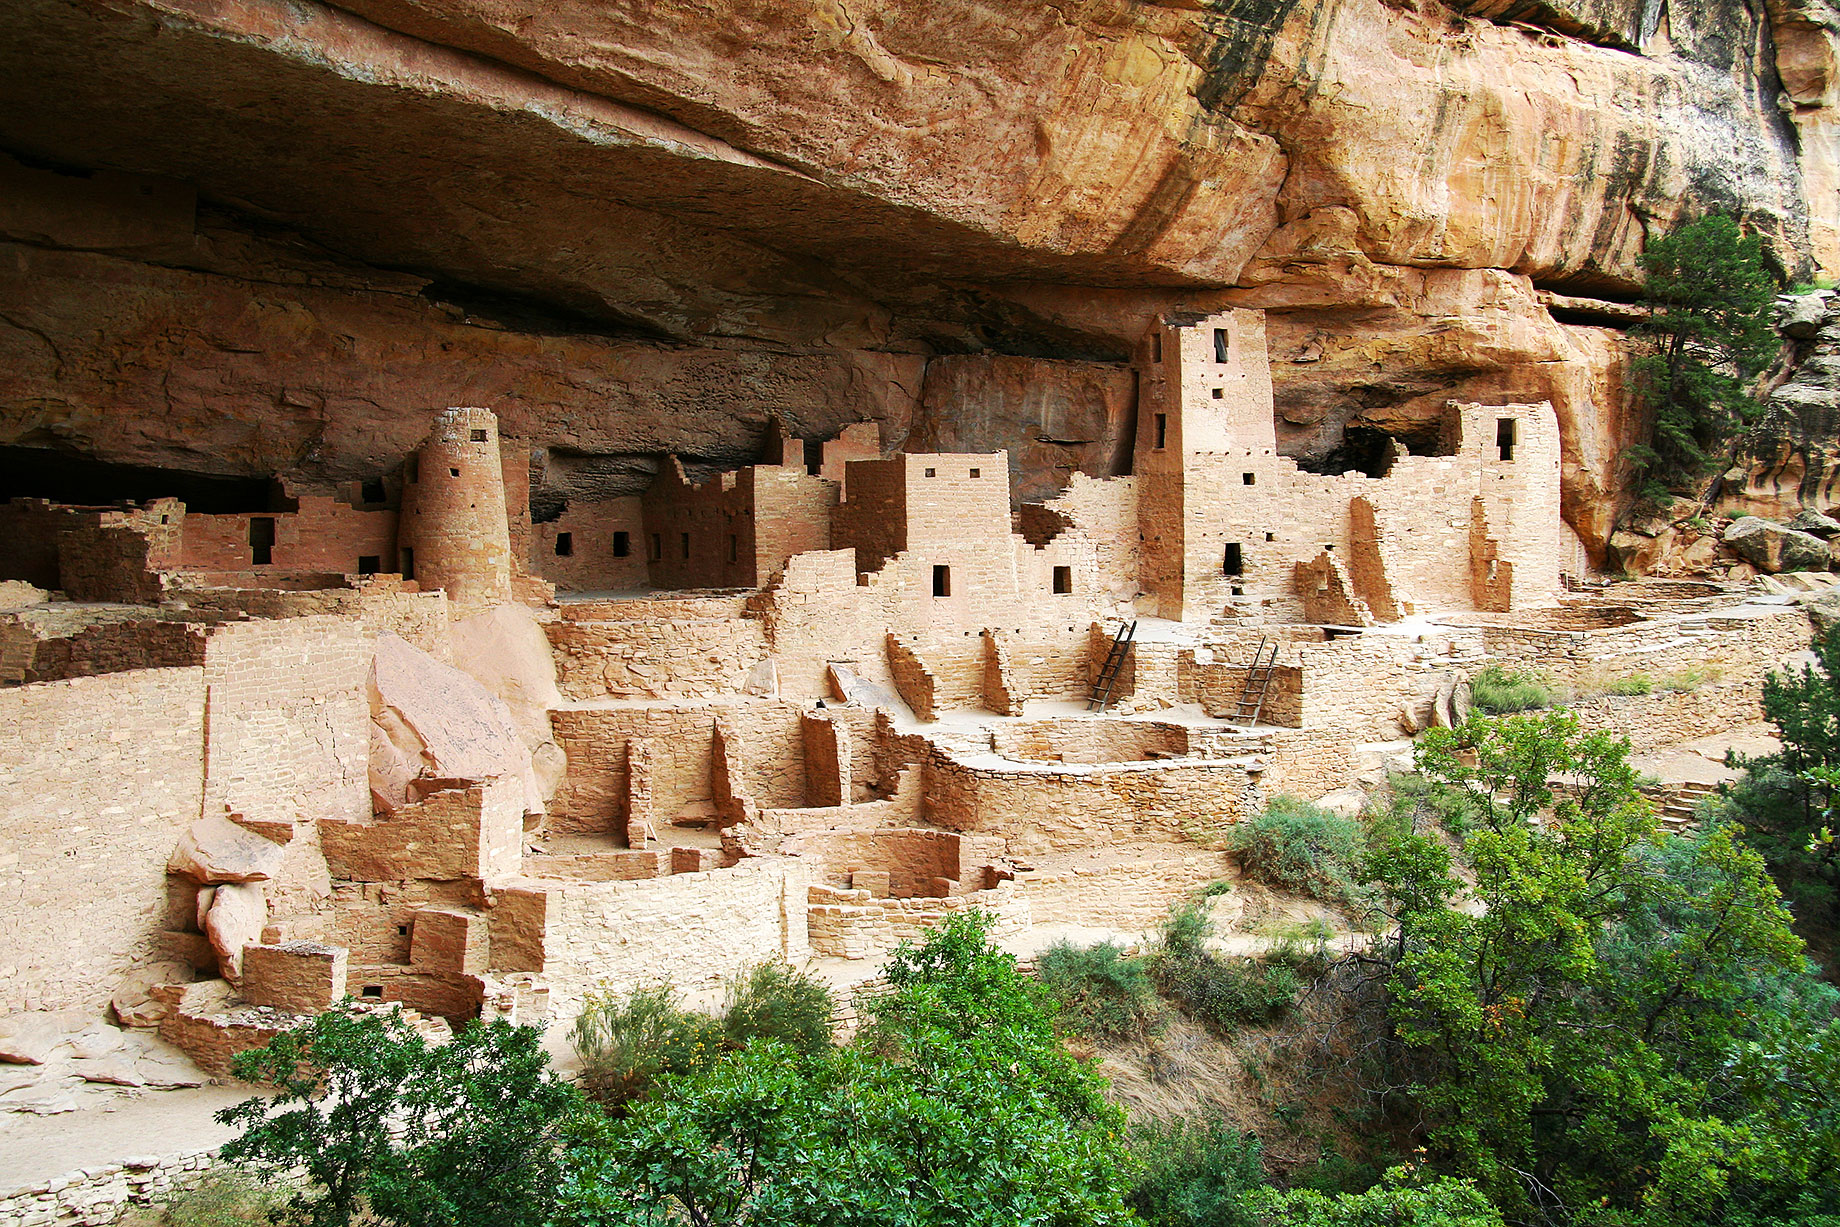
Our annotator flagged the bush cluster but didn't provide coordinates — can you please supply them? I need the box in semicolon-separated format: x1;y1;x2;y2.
1153;901;1298;1033
571;959;834;1112
1225;796;1369;913
1036;939;1162;1041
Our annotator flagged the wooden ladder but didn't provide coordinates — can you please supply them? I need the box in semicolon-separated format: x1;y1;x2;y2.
1087;620;1138;711
1233;635;1278;727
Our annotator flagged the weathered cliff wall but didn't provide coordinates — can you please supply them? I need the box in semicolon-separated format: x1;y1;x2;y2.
0;0;1823;554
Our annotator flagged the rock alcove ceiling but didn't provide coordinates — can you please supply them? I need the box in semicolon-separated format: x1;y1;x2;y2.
0;0;1826;557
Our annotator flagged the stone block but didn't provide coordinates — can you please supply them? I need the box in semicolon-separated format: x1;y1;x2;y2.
240;942;348;1014
408;909;487;975
850;870;890;897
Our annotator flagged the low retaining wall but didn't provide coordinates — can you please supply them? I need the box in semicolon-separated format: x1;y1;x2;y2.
0;1151;220;1227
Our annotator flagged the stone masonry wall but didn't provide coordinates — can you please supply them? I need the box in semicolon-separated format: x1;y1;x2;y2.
0;667;207;1013
0;1150;230;1227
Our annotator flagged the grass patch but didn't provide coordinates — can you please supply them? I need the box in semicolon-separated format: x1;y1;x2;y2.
1225;796;1369;913
1469;664;1552;714
1037;939;1163;1041
128;1172;281;1227
1658;663;1725;691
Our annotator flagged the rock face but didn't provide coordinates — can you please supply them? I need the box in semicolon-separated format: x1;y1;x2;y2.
0;0;1825;551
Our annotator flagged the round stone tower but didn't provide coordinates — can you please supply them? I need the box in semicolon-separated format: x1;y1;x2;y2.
398;406;513;610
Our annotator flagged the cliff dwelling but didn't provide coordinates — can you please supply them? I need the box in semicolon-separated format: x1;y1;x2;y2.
0;305;1815;1103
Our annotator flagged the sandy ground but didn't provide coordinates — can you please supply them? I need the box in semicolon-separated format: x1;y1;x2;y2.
0;1084;254;1190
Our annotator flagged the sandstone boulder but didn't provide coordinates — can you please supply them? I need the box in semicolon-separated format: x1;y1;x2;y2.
1791;508;1840;537
167;813;286;884
1808;589;1840;636
203;882;267;981
1723;516;1832;573
111;961;196;1029
1779;293;1833;339
448;604;567;807
0;580;46;612
370;632;541;815
0;1009;91;1064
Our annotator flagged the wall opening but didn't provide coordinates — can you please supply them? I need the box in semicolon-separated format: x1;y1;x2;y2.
1496;417;1517;462
679;532;690;559
554;532;573;557
613;531;630;558
1154;414;1168;449
400;547;415;580
1152;333;1162;362
1052;566;1072;594
1213;327;1230;363
649;533;662;561
802;438;824;475
405;456;419;484
469;429;488;443
1242;472;1256;486
360;479;386;504
357;555;380;575
729;534;739;563
0;445;294;513
1223;543;1243;576
969;467;981;478
360;985;383;999
248;516;275;566
933;565;952;597
925;467;937;478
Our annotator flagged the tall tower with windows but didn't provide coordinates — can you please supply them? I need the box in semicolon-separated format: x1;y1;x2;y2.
398;406;514;610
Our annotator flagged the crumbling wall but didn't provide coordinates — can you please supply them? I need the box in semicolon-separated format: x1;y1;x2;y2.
180;496;395;575
0;667;207;1013
988;717;1192;763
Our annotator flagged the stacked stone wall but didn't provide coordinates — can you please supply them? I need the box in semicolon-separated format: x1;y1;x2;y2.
0;667;207;1012
0;1151;230;1227
806;879;1029;959
988;717;1191;763
1018;846;1238;929
548;614;766;702
531;496;646;592
179;496;395;575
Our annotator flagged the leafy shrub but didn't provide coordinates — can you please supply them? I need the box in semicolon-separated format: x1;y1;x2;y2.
1468;665;1551;714
570;982;722;1112
1036;939;1162;1041
721;959;835;1055
1226;796;1368;911
1126;1118;1267;1227
1659;663;1724;692
1248;1167;1503;1226
1154;902;1299;1031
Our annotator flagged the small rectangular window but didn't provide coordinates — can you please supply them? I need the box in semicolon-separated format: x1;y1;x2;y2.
925;467;937;478
449;467;460;478
1154;414;1168;450
1213;327;1230;363
357;555;380;575
1264;532;1275;542
969;468;981;479
1496;417;1517;462
400;547;415;580
1242;473;1256;486
1231;585;1244;596
613;531;630;558
649;533;662;561
555;532;573;557
1152;333;1162;362
802;438;824;475
933;565;951;597
249;517;275;566
680;532;690;559
1052;566;1072;595
360;479;386;503
1223;543;1243;576
729;534;739;563
1212;388;1224;399
360;985;383;999
470;428;488;443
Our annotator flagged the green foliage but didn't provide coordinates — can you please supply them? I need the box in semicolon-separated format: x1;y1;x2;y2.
720;959;835;1055
1247;1167;1502;1227
559;911;1136;1227
1602;671;1655;696
1227;796;1370;912
1037;939;1163;1041
1371;710;1840;1223
217;1009;585;1227
1155;901;1299;1031
1125;1119;1267;1227
1467;665;1551;715
569;982;722;1113
137;1172;281;1227
1629;213;1781;497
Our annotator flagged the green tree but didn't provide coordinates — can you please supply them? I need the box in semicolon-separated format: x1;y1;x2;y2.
558;912;1135;1227
1247;1166;1502;1227
1628;213;1780;498
1372;712;1839;1223
218;1009;586;1227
